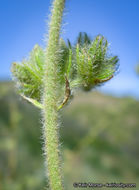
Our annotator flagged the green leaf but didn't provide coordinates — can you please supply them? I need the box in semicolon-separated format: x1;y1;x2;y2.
11;44;45;102
21;95;43;109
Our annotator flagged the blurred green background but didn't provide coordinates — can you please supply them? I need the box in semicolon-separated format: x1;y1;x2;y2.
0;81;139;190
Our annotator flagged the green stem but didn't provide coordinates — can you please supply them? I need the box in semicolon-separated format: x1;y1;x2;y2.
42;0;65;190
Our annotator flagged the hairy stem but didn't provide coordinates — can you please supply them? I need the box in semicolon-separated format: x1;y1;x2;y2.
42;0;65;189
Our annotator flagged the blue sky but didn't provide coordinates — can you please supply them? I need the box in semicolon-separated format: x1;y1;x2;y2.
0;0;139;98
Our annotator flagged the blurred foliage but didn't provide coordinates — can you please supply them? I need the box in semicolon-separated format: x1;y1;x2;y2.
0;82;139;190
0;82;47;190
135;64;139;75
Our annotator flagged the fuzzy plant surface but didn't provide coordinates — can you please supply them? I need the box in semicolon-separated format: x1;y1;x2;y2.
11;34;118;109
11;0;119;189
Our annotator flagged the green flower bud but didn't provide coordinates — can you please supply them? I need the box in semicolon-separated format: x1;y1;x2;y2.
75;35;119;91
